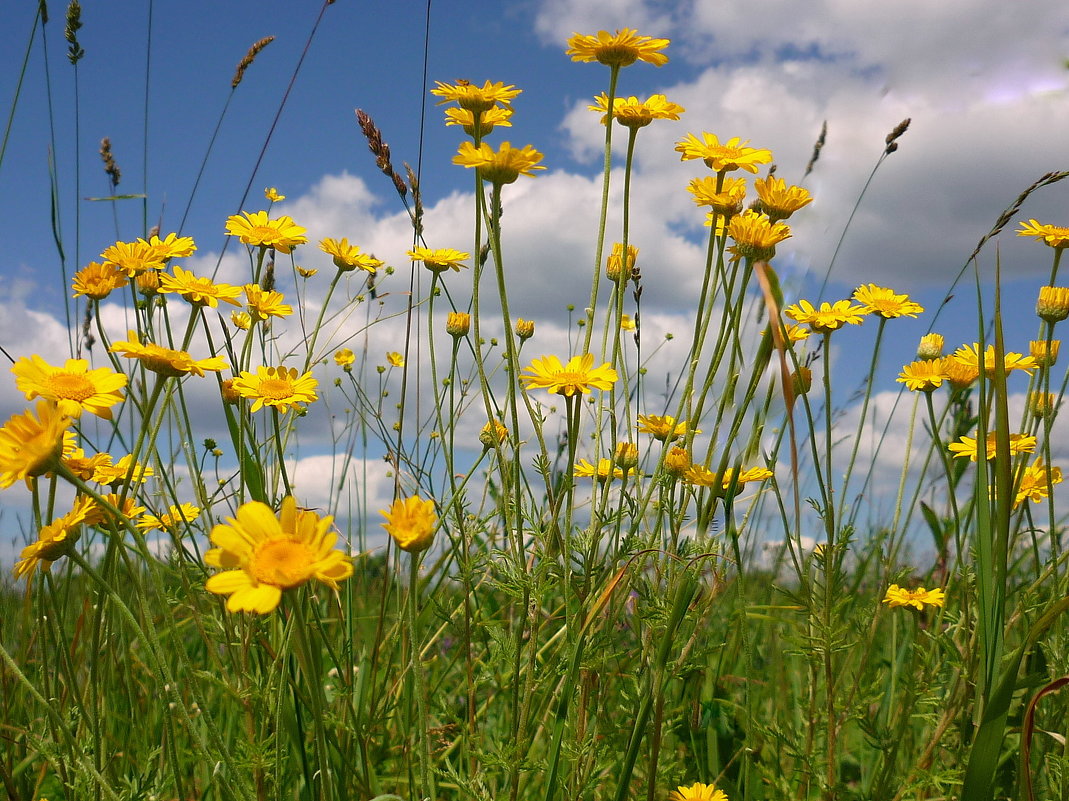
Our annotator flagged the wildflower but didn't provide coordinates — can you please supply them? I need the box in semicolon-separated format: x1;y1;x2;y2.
685;465;772;491
565;29;670;68
447;312;471;338
231;311;252;330
334;348;356;370
588;93;684;128
444;106;513;136
515;318;535;340
669;781;728;801
408;247;470;273
319;238;382;273
220;379;241;405
637;414;697;442
852;284;924;318
0;402;71;489
381;496;437;553
61;446;111;481
159;265;243;307
663;447;691;477
13;496;98;581
264;186;285;202
948;432;1037;462
620;314;636;331
606;242;638;282
479;420;508;449
1037;286;1069;323
882;584;945;610
1030;339;1060;367
574;458;624;481
296;266;318;278
386;352;405;368
137;503;201;532
244;285;292;320
675;133;772;174
232;366;318;413
12;356;127;420
72;261;128;300
431;80;522;113
753;176;812;221
96;493;147;526
91;454;155;486
727;210;791;261
101;239;166;276
688;176;747;217
453;141;545;185
110;331;228;377
917;333;944;360
949;343;1036;377
205;496;353;614
225;211;308;253
784;299;866;334
1014;459;1063;507
1017;219;1069;249
614;442;639;470
897;359;949;392
520;353;618;397
146;233;197;261
944;357;978;389
1029;391;1058;419
136;271;160;296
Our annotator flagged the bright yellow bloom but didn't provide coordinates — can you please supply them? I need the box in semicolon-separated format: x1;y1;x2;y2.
1014;459;1063;508
205;496;353;614
782;323;811;343
101;239;166;276
231;311;252;330
446;312;471;337
664;447;691;477
948;432;1037;462
479;420;508;448
453;141;545;185
669;781;728;801
136;270;160;296
110;331;228;377
158;265;243;307
520;353;618;397
1017;219;1069;249
296;265;318;278
225;210;307;254
784;299;866;334
688;176;747;217
685;465;771;491
615;442;639;469
1030;339;1060;367
675;133;773;174
96;493;147;526
232;366;318;413
949;343;1036;377
515;318;535;340
753;176;813;221
944;357;978;389
636;414;698;442
897;359;949;392
264;186;286;202
334;348;356;370
727;210;791;261
381;496;437;553
620;314;636;331
574;458;625;481
566;29;670;68
319;237;382;273
606;243;638;282
12;356;127;420
61;446;111;481
444;106;513;136
882;584;945;610
852;284;924;318
137;503;201;532
145;233;197;261
72;261;128;300
431;80;522;113
407;247;470;273
244;285;293;320
13;496;98;581
91;454;155;486
1037;286;1069;323
917;333;944;360
588;93;684;128
386;352;405;368
0;402;71;489
1029;391;1058;419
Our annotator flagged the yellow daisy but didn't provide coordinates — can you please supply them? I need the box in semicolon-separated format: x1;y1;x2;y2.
381;495;437;553
407;247;470;273
606;243;638;282
264;186;286;202
334;348;356;370
225;210;308;254
784;299;867;334
727;210;791;261
100;239;166;276
520;353;618;397
852;284;924;318
515;318;535;340
231;311;252;330
588;93;684;128
319;237;382;273
663;447;692;477
949;343;1036;377
91;454;155;486
0;401;71;489
882;584;945;610
145;233;197;261
1037;286;1069;323
158;265;243;307
12;355;127;420
13;496;99;581
636;414;698;442
444;106;513;137
688;176;747;217
948;432;1037;462
897;359;949;392
453;141;545;185
566;29;670;68
1014;459;1063;507
1017;219;1069;249
109;331;228;377
479;420;508;448
446;312;471;338
675;133;773;174
431;80;522;113
1029;339;1059;367
669;782;728;801
72;261;128;300
137;503;201;532
232;366;318;414
573;458;624;482
753;176;813;221
244;285;293;320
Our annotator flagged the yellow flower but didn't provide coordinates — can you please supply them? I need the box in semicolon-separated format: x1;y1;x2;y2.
917;333;944;360
407;247;470;273
897;359;949;392
727;210;791;261
232;366;318;413
100;239;166;276
1029;391;1058;419
566;29;670;68
110;331;228;377
13;496;98;581
620;314;636;331
444;106;513;136
753;176;813;221
1037;286;1069;323
61;446;111;481
675;133;773;174
882;584;945;610
573;458;624;481
852;284;924;318
606;243;638;282
520;353;618;397
784;299;867;334
479;420;508;448
12;356;127;420
949;343;1036;377
231;311;252;330
381;495;437;553
264;186;286;202
782;323;811;343
447;312;471;338
244;284;293;320
91;454;155;486
136;270;160;296
386;352;405;368
96;493;147;526
319;237;382;273
948;432;1037;462
688;176;747;217
431;80;522;113
205;496;353;614
225;210;308;253
334;348;356;370
636;414;698;442
72;261;128;300
296;265;318;278
453;141;545;185
0;402;71;489
943;357;978;390
1030;339;1060;367
515;318;535;340
1017;219;1069;249
588;93;684;128
145;233;197;261
137;503;201;532
663;447;691;477
1014;459;1063;508
669;782;728;801
685;465;771;491
615;442;640;470
158;265;243;307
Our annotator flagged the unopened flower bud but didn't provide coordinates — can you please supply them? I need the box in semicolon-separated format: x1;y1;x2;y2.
1029;339;1060;367
614;442;639;470
917;333;944;361
1037;286;1069;323
516;318;535;340
479;420;508;449
446;311;470;338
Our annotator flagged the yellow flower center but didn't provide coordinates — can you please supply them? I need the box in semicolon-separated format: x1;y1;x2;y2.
258;377;295;400
248;225;277;242
250;538;315;588
48;373;96;401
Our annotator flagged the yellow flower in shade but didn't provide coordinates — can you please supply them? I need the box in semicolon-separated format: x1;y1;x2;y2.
232;366;318;413
72;261;128;300
781;323;811;343
675;133;773;174
669;781;728;801
727;210;791;261
606;242;638;282
444;106;513;136
753;176;813;221
264;186;286;202
244;285;293;320
882;584;946;610
664;446;692;477
386;352;405;368
515;318;535;340
231;311;252;330
145;233;197;261
784;299;867;334
446;311;471;338
1014;459;1063;508
220;379;241;405
0;402;71;489
137;503;201;532
453;141;545;185
520;353;618;397
1017;219;1069;249
296;265;318;278
1030;339;1060;367
897;359;949;392
136;270;160;296
205;496;354;614
1029;391;1058;419
917;333;944;360
614;441;639;470
574;458;624;481
852;284;924;319
91;454;155;486
101;239;166;276
1037;286;1069;323
949;343;1036;377
588;93;684;128
12;356;127;420
319;237;382;273
688;176;747;217
566;29;670;68
225;210;308;253
61;446;111;481
381;495;437;553
109;331;228;378
431;80;522;113
636;414;698;442
334;348;356;370
948;432;1037;462
479;419;508;449
158;265;243;307
407;247;470;273
620;314;636;331
13;496;99;581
